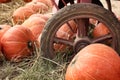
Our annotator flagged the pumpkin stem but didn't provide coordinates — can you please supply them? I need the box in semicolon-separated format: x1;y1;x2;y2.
28;41;33;48
0;27;2;30
70;55;78;66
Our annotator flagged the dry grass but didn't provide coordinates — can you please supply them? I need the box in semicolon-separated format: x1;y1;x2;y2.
0;0;25;25
0;0;120;80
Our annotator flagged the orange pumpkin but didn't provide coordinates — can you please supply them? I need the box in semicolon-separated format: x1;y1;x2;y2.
30;24;45;39
0;24;11;40
0;0;11;3
54;20;77;51
32;0;53;8
1;25;36;62
12;7;35;24
93;23;110;38
22;16;46;28
65;43;120;80
29;13;52;21
40;13;52;21
89;18;98;25
25;2;49;13
23;0;32;2
29;13;43;18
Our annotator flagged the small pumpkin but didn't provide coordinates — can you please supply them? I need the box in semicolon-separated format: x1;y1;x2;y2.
0;0;11;3
1;25;36;62
93;23;110;38
22;16;46;28
32;0;53;8
40;13;52;21
30;24;45;39
89;18;98;25
12;7;35;24
54;20;77;51
25;2;49;13
29;13;52;21
0;24;11;40
65;43;120;80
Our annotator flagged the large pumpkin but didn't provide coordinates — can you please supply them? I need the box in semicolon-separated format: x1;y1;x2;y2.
65;43;120;80
12;7;35;24
1;25;36;62
93;23;110;38
25;2;49;13
0;24;11;40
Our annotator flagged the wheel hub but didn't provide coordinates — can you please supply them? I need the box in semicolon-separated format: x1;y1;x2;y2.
73;37;92;53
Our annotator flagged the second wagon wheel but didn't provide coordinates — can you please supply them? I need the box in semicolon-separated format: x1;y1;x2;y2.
40;3;120;59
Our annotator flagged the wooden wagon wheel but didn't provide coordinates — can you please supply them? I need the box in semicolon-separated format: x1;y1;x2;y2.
40;3;120;59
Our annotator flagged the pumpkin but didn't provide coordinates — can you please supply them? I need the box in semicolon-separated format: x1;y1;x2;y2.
40;13;52;21
93;23;110;38
0;24;11;40
30;24;45;39
89;18;98;25
54;20;77;51
29;13;52;21
1;25;36;62
12;7;35;24
23;0;32;2
25;2;49;13
0;0;11;3
32;0;53;8
22;16;46;28
65;43;120;80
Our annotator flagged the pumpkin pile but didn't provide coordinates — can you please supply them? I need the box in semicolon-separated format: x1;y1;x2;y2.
12;0;53;24
65;43;120;80
0;12;53;62
0;0;53;62
1;25;37;62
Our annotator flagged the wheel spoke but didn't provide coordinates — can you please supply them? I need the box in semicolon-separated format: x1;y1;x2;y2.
66;21;75;33
92;33;112;43
54;37;74;46
75;19;89;38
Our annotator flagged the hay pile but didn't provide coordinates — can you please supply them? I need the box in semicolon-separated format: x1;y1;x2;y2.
0;0;25;25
